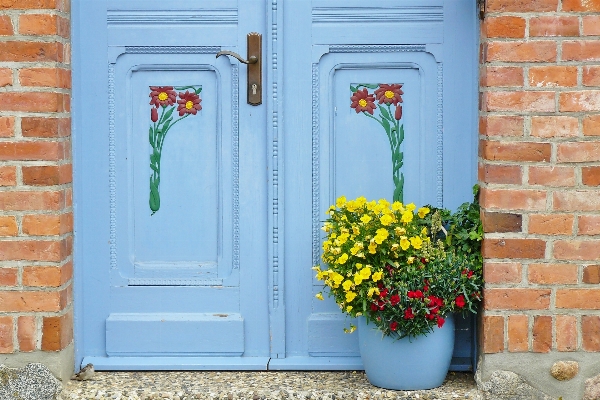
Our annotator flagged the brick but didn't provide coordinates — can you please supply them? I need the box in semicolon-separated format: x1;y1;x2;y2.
23;164;72;186
478;164;522;184
0;191;62;211
0;41;61;62
485;16;525;38
583;167;600;186
529;214;574;235
480;188;547;211
557;142;600;162
529;166;576;187
0;92;65;113
484;262;522;284
0;166;17;186
582;315;600;351
528;263;578;284
583;66;600;87
554;240;600;261
483;238;546;259
0;141;66;161
583;265;600;283
57;15;69;38
0;0;57;8
0;267;17;286
508;315;528;352
532;316;552;353
23;265;63;287
18;14;57;35
19;68;71;88
0;316;13;353
22;118;70;138
563;0;600;11
41;310;72;351
487;0;558;12
580;216;600;235
0;117;14;138
0;239;66;262
529;66;577;88
0;290;63;312
483;315;504;353
482;212;522;233
531;116;579;138
486;41;557;63
22;214;60;236
60;212;73;235
483;66;523;87
563;41;600;62
0;68;12;87
17;316;36;352
482;116;524;137
480;141;551;162
554;191;600;211
0;215;18;236
583;16;600;36
560;91;600;112
0;15;12;35
529;16;579;37
556;315;577;351
485;289;551;310
583;115;600;136
485;91;555;112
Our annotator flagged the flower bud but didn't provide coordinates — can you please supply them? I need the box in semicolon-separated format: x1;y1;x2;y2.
151;107;158;122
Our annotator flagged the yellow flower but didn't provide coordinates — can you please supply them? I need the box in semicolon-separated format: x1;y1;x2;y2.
316;270;328;280
374;228;389;244
353;273;364;285
338;233;350;245
336;196;347;208
350;244;361;255
380;214;394;226
378;199;390;209
418;207;430;218
345;291;357;302
360;267;372;279
356;252;365;258
391;243;399;251
400;236;410;250
368;242;377;254
342;280;353;291
331;247;341;255
360;215;372;224
356;263;363;269
346;305;353;312
343;324;357;333
410;236;423;249
394;227;406;235
346;200;358;212
356;196;367;207
352;225;360;235
372;271;383;282
367;287;376;297
332;272;344;286
407;256;415;264
322;240;332;251
392;201;404;211
421;227;428;236
336;253;349;264
366;200;376;211
406;203;416;212
401;211;413;224
315;293;324;300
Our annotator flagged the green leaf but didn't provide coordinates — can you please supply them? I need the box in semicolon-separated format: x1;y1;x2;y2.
149;127;154;145
163;106;175;122
380;106;392;121
149;179;160;213
350;85;358;93
358;83;379;89
381;117;391;134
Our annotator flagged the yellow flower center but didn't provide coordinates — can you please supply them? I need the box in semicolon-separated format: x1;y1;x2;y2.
358;99;367;107
158;92;168;101
185;100;194;109
385;90;394;99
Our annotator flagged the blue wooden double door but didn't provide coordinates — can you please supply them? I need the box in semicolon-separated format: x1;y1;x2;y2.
74;0;478;370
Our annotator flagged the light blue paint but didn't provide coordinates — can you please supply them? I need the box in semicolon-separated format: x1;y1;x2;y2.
73;0;478;371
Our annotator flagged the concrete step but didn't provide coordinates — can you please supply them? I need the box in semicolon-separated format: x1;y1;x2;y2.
60;371;483;400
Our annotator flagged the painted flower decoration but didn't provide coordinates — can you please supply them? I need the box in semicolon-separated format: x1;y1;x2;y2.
149;86;177;108
177;90;202;116
350;88;377;115
374;84;403;106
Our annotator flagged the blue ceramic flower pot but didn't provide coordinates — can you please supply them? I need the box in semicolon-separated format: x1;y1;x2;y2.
357;314;455;390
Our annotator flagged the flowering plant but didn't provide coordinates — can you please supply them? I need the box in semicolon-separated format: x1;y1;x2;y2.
314;196;483;339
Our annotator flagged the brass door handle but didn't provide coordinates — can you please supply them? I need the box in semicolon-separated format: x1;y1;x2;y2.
216;33;262;106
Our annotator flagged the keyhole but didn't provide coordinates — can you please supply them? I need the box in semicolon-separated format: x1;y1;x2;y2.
252;84;257;95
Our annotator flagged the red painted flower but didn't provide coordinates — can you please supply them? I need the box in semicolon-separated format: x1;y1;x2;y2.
350;88;377;115
455;295;466;308
437;316;445;328
404;307;415;320
149;86;177;108
395;105;403;120
374;84;403;106
177;91;202;116
390;321;399;331
151;107;158;123
390;294;400;306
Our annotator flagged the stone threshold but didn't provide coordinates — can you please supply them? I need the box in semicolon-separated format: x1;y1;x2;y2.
60;371;482;400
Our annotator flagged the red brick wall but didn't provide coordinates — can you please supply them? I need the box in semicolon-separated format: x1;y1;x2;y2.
480;0;600;354
0;0;72;355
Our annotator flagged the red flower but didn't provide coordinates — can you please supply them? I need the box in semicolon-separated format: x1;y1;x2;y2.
407;290;423;299
437;316;445;328
370;303;378;311
428;295;443;308
390;321;399;331
390;294;400;306
455;295;466;308
177;91;202;116
374;84;403;106
378;300;386;311
149;86;177;108
379;288;389;298
395;105;403;120
423;285;429;292
462;269;474;278
350;88;377;115
425;313;435;320
404;308;415;320
151;107;158;123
